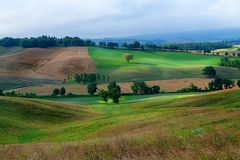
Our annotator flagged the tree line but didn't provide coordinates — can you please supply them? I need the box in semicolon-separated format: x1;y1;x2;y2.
0;36;96;48
1;36;234;51
98;41;233;51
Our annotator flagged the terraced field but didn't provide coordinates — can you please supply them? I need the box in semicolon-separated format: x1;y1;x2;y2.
0;89;239;159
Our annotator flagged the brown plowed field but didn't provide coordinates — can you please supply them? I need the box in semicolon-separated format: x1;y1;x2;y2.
15;78;213;96
0;47;96;80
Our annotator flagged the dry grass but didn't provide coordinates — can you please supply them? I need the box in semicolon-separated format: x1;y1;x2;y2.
0;130;239;160
15;78;212;95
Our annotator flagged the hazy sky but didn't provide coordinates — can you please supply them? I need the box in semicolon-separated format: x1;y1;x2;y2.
0;0;240;38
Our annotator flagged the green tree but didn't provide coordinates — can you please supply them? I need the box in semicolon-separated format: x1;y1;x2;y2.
60;87;66;96
151;86;161;94
0;89;3;96
108;81;121;103
132;41;141;49
52;88;60;96
75;74;82;83
236;80;240;88
131;81;148;94
99;41;106;48
203;66;216;78
123;54;134;63
98;90;109;103
87;83;97;95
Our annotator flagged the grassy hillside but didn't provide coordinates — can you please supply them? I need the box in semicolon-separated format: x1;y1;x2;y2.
89;47;240;81
0;89;239;159
0;97;96;144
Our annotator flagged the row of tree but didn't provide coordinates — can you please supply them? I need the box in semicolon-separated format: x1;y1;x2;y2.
208;77;236;91
0;36;96;48
72;73;110;84
1;36;236;51
97;41;233;51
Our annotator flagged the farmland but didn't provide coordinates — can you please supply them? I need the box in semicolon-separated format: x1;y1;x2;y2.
0;46;240;160
0;89;239;159
89;47;240;81
0;47;96;81
15;78;212;96
212;45;240;56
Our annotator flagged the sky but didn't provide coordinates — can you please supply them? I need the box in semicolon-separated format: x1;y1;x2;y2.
0;0;240;38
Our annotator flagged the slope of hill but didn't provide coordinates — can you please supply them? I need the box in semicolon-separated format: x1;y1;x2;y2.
0;96;97;144
0;89;239;159
0;47;96;80
0;47;23;56
89;47;240;81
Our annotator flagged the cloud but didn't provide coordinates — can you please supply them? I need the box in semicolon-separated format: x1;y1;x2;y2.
0;0;240;37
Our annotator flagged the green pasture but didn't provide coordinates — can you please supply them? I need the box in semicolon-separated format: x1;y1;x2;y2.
89;48;240;81
0;89;239;144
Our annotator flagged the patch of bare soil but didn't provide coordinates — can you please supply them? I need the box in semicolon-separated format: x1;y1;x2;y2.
0;47;96;80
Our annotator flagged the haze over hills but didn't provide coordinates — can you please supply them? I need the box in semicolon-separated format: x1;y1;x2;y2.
94;28;240;44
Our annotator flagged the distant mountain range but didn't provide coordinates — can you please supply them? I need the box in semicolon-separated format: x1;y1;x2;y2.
94;28;240;44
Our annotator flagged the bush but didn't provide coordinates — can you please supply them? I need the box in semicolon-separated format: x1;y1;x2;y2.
177;84;201;93
237;80;240;88
98;90;109;103
52;88;60;96
67;93;75;97
0;89;3;96
208;77;234;91
123;54;134;63
203;66;216;78
24;93;37;98
60;87;66;96
131;81;161;95
87;83;97;95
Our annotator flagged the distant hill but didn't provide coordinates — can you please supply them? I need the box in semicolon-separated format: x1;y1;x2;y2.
94;28;240;44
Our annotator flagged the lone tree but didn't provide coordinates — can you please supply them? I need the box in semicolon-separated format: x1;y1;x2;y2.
87;83;97;95
108;81;121;103
123;53;134;63
203;66;216;78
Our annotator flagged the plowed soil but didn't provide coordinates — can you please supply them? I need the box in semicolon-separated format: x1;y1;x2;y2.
0;47;96;80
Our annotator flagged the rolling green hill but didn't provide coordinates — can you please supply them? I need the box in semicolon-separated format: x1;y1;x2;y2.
0;89;239;159
89;47;240;81
0;97;96;144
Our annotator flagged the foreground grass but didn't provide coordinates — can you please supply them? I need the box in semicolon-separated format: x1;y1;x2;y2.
0;89;239;159
88;47;240;81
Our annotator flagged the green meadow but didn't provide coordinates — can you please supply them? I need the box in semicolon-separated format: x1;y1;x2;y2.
89;47;240;81
0;89;239;159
